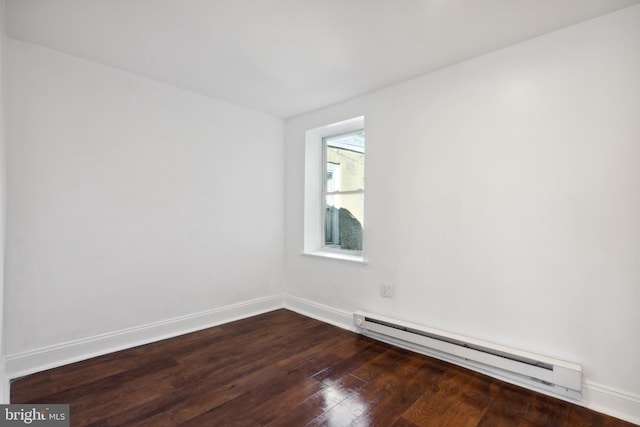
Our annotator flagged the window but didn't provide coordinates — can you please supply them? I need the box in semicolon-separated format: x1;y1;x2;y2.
304;116;366;262
323;131;365;253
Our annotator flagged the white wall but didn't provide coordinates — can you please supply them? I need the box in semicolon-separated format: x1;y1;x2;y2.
285;5;640;420
4;39;284;356
0;0;7;403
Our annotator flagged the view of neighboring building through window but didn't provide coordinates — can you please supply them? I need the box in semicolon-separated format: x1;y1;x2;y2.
323;130;365;252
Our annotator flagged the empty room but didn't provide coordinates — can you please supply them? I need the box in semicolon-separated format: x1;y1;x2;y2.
0;0;639;426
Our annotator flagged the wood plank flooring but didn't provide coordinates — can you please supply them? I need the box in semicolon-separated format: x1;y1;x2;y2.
11;309;637;426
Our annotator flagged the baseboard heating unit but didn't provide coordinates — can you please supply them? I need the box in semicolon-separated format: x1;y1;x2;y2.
354;311;582;399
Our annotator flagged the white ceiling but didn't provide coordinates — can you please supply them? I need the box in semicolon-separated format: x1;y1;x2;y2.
6;0;640;118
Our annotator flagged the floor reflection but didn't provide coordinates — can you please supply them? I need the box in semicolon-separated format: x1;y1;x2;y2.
319;376;370;426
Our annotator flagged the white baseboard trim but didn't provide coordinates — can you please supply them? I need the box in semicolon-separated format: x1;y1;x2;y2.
4;294;284;381
584;381;640;425
283;294;354;331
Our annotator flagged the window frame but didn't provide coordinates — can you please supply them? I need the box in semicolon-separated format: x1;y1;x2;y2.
303;116;367;264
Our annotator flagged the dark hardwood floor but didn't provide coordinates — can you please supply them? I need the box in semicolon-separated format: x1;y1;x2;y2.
11;309;636;426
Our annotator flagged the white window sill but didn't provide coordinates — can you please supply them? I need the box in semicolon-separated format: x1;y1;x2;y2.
302;250;369;265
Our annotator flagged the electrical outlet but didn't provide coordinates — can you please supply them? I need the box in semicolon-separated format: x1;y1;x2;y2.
380;282;394;298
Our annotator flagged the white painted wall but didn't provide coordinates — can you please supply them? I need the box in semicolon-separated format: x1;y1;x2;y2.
0;0;7;403
285;4;640;419
4;39;284;356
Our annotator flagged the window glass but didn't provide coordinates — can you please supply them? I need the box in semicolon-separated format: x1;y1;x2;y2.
324;131;365;193
324;193;364;251
323;130;365;252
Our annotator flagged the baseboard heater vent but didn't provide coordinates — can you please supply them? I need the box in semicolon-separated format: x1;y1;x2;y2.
354;311;582;398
